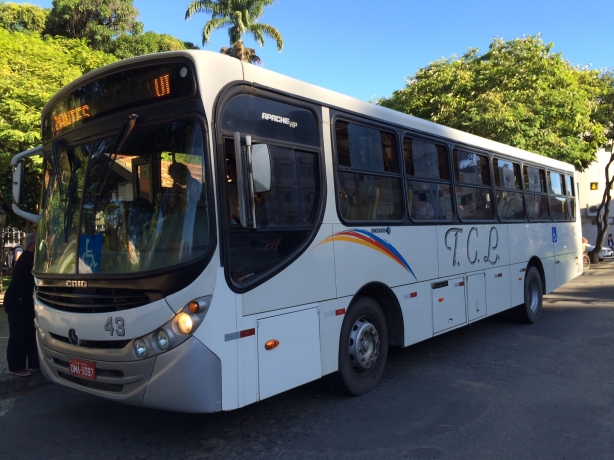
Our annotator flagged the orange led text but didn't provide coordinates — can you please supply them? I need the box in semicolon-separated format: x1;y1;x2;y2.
54;105;91;133
154;74;171;97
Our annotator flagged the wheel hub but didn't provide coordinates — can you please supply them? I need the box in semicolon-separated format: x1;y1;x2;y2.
349;317;380;372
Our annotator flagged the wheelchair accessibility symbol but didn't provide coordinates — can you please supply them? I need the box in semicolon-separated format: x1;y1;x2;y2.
552;227;558;243
79;234;103;273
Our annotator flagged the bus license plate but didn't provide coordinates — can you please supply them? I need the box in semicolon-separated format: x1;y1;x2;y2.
69;358;96;381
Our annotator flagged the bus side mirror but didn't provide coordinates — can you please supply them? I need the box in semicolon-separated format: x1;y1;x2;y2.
11;144;43;223
13;162;24;205
251;144;271;194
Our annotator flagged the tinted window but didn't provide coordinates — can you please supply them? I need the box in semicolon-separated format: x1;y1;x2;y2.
494;159;521;189
404;138;448;180
566;175;575;196
336;122;398;172
456;186;494;221
335;120;402;222
497;190;525;221
548;171;566;196
524;166;547;193
526;194;549;220
454;150;490;185
407;181;453;220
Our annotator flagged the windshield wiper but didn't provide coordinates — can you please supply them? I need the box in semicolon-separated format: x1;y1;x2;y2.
51;138;65;199
92;113;138;197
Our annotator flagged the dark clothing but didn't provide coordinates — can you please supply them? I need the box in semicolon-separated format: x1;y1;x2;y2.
608;237;614;250
5;250;38;371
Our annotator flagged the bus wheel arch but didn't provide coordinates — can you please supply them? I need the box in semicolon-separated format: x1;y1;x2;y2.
527;256;546;293
354;282;404;347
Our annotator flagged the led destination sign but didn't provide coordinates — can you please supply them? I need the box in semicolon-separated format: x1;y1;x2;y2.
44;63;194;140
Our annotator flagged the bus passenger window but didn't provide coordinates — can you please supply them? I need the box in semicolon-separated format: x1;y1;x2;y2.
453;149;493;221
494;158;524;221
335;121;402;222
404;137;453;221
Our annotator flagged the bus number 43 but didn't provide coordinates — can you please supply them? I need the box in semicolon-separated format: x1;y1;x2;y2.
104;317;125;337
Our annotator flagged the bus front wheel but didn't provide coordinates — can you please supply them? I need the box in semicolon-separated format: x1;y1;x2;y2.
516;266;543;324
336;296;388;395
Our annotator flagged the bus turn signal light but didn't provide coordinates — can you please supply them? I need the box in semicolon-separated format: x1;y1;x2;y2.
265;340;279;350
188;301;200;313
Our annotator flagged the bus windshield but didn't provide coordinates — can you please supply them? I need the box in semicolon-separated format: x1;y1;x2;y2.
35;119;210;275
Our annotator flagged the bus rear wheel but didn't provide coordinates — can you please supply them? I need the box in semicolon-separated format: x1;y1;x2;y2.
515;266;543;324
336;296;388;395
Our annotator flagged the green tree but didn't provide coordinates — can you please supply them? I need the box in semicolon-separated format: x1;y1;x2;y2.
111;30;198;59
0;2;49;33
45;0;141;52
185;0;283;63
379;36;606;170
0;27;116;226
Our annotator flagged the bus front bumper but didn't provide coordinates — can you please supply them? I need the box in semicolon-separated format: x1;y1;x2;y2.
38;336;222;413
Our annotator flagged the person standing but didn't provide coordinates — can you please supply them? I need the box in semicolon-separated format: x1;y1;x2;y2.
5;233;38;377
608;234;614;251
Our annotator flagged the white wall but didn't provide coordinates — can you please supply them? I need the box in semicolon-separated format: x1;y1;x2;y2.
577;148;614;244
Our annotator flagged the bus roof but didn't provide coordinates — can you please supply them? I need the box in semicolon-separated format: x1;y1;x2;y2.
45;50;575;173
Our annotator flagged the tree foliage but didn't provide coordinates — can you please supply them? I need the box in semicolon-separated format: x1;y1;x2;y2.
0;1;49;33
379;36;607;170
111;31;198;59
0;27;116;225
185;0;282;63
45;0;141;51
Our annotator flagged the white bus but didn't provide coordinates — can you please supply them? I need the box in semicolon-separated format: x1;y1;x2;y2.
12;51;581;412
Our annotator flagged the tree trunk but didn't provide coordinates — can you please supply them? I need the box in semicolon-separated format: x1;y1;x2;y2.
589;151;614;264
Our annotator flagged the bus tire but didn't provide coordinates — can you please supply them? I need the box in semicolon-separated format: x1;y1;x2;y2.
336;296;388;396
515;266;543;324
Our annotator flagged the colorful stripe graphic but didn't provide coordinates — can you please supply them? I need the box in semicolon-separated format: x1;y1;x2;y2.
315;229;417;280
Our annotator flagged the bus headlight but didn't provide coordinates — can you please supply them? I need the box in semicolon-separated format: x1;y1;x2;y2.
134;338;147;358
175;312;193;335
155;329;170;351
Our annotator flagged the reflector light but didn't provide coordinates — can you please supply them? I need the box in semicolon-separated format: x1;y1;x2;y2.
188;301;200;313
240;328;255;338
410;292;417;298
335;308;345;316
459;282;465;286
438;298;444;302
265;339;280;350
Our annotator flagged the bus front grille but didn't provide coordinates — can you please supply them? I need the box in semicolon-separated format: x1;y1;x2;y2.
36;286;157;313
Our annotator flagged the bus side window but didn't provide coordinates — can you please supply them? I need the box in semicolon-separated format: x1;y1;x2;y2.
453;149;494;221
335;120;402;222
494;158;525;221
404;137;453;221
524;165;549;221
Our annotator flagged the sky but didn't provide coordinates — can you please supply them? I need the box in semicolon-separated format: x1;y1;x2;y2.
16;0;614;102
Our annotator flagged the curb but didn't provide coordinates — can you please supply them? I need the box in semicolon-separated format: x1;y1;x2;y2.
0;372;51;398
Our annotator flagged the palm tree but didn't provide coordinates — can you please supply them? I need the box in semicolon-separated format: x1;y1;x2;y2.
220;40;262;65
185;0;283;63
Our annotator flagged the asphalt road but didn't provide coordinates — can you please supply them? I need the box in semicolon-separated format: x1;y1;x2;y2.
1;267;613;460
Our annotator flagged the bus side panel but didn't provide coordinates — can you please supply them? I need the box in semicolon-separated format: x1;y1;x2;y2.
437;224;510;279
542;256;556;294
237;312;258;409
241;225;337;316
508;223;554;265
256;307;321;401
553;221;574;256
393;282;433;347
319;297;351;376
333;224;437;298
554;252;578;290
195;265;240;411
509;262;528;307
485;265;512;315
